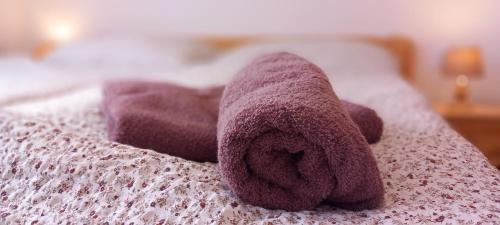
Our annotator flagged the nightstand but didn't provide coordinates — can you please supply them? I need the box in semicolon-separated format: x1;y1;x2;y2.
432;101;500;168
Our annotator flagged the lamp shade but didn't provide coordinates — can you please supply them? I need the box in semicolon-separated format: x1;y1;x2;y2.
442;47;483;77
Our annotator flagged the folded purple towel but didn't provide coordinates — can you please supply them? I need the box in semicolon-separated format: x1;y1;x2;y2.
217;52;384;211
103;81;224;162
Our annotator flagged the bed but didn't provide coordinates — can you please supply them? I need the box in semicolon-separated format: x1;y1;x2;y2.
0;36;498;224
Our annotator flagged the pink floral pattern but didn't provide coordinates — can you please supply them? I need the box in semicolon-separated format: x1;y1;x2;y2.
1;76;499;224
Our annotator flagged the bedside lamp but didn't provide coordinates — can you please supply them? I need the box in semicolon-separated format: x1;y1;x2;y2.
442;47;483;102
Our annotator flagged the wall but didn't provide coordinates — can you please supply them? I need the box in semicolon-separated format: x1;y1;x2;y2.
2;0;499;102
0;0;27;52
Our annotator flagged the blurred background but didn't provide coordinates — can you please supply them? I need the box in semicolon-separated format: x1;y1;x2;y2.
1;0;499;103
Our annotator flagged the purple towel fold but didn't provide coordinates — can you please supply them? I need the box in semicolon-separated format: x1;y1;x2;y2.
103;81;224;162
217;52;384;211
341;100;383;144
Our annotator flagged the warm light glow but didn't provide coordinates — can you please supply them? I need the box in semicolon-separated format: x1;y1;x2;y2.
454;74;469;102
46;21;79;43
455;74;469;87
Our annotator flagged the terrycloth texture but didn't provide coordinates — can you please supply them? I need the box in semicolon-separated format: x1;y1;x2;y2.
217;52;384;211
103;82;383;163
103;81;224;162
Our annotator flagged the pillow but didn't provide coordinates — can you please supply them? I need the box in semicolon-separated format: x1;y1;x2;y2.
213;40;400;81
42;38;217;73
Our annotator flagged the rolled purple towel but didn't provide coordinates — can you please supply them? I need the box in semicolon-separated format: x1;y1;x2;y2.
217;52;384;211
103;81;224;162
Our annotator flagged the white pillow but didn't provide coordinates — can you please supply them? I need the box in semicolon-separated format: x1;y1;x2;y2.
43;38;217;73
213;40;400;81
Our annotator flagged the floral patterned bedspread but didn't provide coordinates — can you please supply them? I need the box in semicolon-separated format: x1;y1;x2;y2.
1;75;499;225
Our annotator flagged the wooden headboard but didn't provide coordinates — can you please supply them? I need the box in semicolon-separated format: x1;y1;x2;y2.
199;35;415;80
